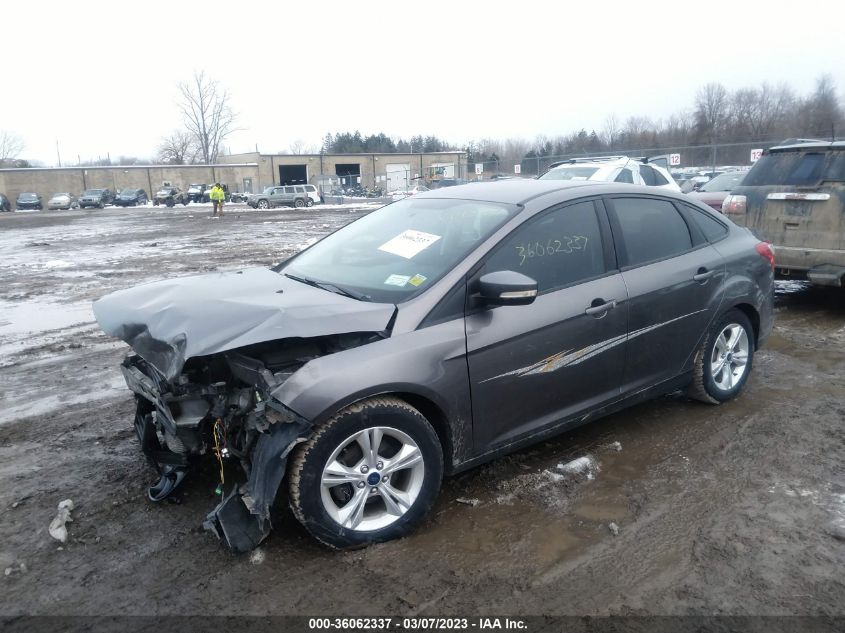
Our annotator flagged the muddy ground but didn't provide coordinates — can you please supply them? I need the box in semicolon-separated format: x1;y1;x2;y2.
0;203;843;616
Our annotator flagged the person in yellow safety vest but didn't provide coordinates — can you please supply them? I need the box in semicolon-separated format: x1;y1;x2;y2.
209;183;225;217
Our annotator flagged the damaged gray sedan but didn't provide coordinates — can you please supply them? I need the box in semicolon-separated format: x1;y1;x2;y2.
94;180;774;552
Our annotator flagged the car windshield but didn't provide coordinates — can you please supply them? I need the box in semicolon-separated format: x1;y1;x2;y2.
19;193;38;200
52;193;70;198
699;172;747;192
157;189;172;195
539;166;600;181
83;189;102;196
281;197;520;303
120;189;136;195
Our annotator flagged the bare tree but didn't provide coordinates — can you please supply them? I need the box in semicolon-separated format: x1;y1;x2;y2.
157;130;198;164
749;83;793;139
601;113;621;149
694;82;729;142
177;71;238;164
796;74;843;137
289;139;306;155
0;130;24;164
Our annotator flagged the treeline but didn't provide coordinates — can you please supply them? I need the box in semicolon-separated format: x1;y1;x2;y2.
320;132;457;154
320;75;844;170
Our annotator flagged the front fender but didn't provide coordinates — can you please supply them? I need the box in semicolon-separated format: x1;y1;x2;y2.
271;317;472;465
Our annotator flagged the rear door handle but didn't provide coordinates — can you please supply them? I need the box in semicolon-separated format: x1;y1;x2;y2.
693;268;716;282
585;299;617;316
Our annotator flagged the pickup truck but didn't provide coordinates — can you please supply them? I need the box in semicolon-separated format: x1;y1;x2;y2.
247;185;310;209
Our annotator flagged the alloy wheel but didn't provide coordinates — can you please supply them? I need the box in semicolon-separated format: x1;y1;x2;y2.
320;426;425;531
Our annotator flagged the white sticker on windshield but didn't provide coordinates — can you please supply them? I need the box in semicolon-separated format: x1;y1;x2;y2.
384;274;411;287
378;230;441;259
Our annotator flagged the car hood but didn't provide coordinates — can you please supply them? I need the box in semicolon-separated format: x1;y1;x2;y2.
93;267;396;381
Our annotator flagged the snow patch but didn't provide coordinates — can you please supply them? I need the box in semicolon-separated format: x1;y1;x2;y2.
556;455;599;480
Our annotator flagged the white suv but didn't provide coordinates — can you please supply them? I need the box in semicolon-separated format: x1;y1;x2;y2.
539;156;681;192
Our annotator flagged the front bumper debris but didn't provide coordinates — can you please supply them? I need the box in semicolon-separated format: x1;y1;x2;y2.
121;353;313;552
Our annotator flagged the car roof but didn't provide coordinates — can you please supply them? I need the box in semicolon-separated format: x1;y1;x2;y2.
411;179;679;205
769;140;845;152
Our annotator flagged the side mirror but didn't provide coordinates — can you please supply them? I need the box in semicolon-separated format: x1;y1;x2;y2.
478;270;538;306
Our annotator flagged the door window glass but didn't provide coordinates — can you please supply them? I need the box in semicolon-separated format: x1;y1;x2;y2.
685;205;729;242
651;168;669;185
615;168;634;183
284;186;295;194
639;165;657;186
612;198;693;266
481;201;605;293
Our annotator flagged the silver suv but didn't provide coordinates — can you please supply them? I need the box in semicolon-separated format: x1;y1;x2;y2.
724;140;845;286
248;185;312;209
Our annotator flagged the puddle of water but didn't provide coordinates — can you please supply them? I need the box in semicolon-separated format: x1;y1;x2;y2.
0;300;94;335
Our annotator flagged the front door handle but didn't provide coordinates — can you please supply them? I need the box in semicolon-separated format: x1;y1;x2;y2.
693;268;716;282
585;299;617;316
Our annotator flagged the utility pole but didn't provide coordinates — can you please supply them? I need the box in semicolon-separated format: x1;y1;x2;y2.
56;140;62;167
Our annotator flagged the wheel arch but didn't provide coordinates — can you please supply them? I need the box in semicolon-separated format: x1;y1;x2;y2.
730;302;760;347
302;388;457;472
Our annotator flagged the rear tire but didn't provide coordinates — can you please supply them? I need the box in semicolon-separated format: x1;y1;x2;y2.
306;199;314;207
294;198;305;208
686;308;755;404
289;396;443;549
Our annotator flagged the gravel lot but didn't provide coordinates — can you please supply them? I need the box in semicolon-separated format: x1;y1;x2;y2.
0;203;843;616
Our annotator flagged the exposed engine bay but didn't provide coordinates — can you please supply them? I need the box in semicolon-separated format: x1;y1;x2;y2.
123;332;385;552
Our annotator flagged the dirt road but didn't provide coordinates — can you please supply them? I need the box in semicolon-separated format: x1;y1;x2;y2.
0;204;843;616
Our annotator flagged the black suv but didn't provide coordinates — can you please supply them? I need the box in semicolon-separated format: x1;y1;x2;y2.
16;192;43;210
114;188;149;207
1;193;13;212
79;189;115;209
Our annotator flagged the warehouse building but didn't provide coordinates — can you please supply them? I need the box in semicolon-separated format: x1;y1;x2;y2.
0;151;468;206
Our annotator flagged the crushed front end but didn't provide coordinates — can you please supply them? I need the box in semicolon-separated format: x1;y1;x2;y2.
121;350;313;553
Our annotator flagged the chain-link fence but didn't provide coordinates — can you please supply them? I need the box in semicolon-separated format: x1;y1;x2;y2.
468;139;844;180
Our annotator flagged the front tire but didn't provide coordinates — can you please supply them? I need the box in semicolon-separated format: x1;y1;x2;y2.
686;308;754;404
257;199;270;209
289;396;443;549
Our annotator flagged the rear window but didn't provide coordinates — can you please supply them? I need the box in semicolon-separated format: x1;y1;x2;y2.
743;150;845;186
305;185;316;192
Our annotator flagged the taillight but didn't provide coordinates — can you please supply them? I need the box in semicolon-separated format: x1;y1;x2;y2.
722;194;747;214
755;241;775;271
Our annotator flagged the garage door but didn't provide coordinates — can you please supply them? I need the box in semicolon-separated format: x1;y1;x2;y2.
386;163;410;192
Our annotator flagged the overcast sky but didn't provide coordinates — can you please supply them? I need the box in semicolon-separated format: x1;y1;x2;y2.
4;0;844;165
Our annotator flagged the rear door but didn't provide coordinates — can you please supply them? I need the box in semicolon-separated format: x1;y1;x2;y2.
466;199;629;451
605;195;726;394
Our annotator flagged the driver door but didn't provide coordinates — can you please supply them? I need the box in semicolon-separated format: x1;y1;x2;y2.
466;199;628;452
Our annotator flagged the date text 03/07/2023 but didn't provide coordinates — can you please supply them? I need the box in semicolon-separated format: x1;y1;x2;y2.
307;617;528;630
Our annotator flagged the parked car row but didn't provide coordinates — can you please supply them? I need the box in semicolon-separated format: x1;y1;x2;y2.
0;183;252;212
